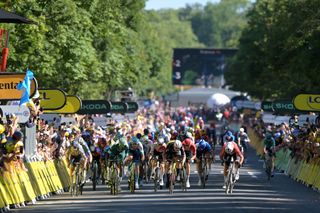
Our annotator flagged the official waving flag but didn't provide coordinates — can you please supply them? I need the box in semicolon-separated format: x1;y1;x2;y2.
17;70;34;106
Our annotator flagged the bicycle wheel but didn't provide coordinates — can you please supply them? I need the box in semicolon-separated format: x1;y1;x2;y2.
154;167;159;192
265;157;272;181
76;168;81;196
201;159;206;189
180;167;187;192
92;161;98;191
129;163;135;193
225;165;233;194
144;162;149;183
70;171;76;196
169;173;175;194
110;164;119;195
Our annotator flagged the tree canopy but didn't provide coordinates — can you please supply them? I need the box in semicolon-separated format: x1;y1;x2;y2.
226;0;320;99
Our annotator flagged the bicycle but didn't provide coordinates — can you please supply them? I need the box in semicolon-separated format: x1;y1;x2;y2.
109;160;120;195
70;162;83;196
179;162;187;192
225;158;237;194
91;158;99;191
143;159;151;184
151;156;161;192
128;161;136;193
264;152;273;181
198;154;208;189
167;160;177;194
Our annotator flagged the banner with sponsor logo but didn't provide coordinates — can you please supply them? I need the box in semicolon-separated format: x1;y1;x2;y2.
0;105;30;123
39;88;67;110
235;100;261;110
0;73;37;100
293;94;320;112
77;100;111;115
261;101;273;112
44;95;81;114
126;102;139;113
110;102;128;114
272;100;297;114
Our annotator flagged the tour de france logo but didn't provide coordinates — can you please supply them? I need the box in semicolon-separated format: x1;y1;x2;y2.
294;94;320;111
307;95;320;110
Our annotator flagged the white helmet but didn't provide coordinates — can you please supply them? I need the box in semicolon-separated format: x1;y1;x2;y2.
225;142;234;154
175;140;182;150
158;137;165;145
186;132;193;139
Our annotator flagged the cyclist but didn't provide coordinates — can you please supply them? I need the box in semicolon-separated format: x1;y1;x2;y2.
164;139;186;188
123;137;144;190
65;134;88;186
222;130;235;145
107;136;128;180
263;132;276;177
195;139;212;186
182;137;196;188
150;137;167;187
141;134;153;182
236;128;250;163
220;141;244;189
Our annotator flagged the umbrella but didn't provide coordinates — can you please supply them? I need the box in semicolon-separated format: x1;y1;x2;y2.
0;8;36;24
207;93;230;108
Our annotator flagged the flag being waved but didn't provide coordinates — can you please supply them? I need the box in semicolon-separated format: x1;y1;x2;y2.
17;70;34;106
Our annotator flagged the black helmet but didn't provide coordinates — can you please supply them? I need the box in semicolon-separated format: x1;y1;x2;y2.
12;131;23;142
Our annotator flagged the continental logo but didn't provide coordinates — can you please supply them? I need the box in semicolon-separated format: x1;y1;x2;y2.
0;73;37;100
293;94;320;111
0;82;19;89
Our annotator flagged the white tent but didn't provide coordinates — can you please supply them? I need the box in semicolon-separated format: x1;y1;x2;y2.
171;87;240;107
206;93;230;108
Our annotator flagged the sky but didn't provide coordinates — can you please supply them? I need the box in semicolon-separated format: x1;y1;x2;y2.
145;0;220;10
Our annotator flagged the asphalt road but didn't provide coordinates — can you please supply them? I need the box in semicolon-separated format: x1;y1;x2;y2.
13;142;320;213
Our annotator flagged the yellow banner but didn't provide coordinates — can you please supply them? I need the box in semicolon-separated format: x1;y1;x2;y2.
44;95;82;114
39;89;67;110
0;73;37;100
293;94;320;111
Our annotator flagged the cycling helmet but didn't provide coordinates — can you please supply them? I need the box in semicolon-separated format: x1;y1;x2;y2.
226;130;233;136
225;142;234;154
118;137;127;149
198;139;206;150
143;128;149;135
72;141;80;148
274;132;281;139
12;131;23;142
130;137;139;145
186;131;193;139
226;135;234;142
158;137;165;145
266;132;273;139
171;130;178;140
174;140;182;150
183;138;192;147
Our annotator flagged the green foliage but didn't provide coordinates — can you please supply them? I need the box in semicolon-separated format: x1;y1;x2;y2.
0;0;254;100
179;0;251;48
226;0;320;99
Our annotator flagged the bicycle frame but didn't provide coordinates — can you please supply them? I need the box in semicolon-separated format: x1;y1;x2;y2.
70;162;83;196
129;161;136;193
265;153;273;181
151;156;160;192
109;160;120;195
225;159;236;194
199;154;208;188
